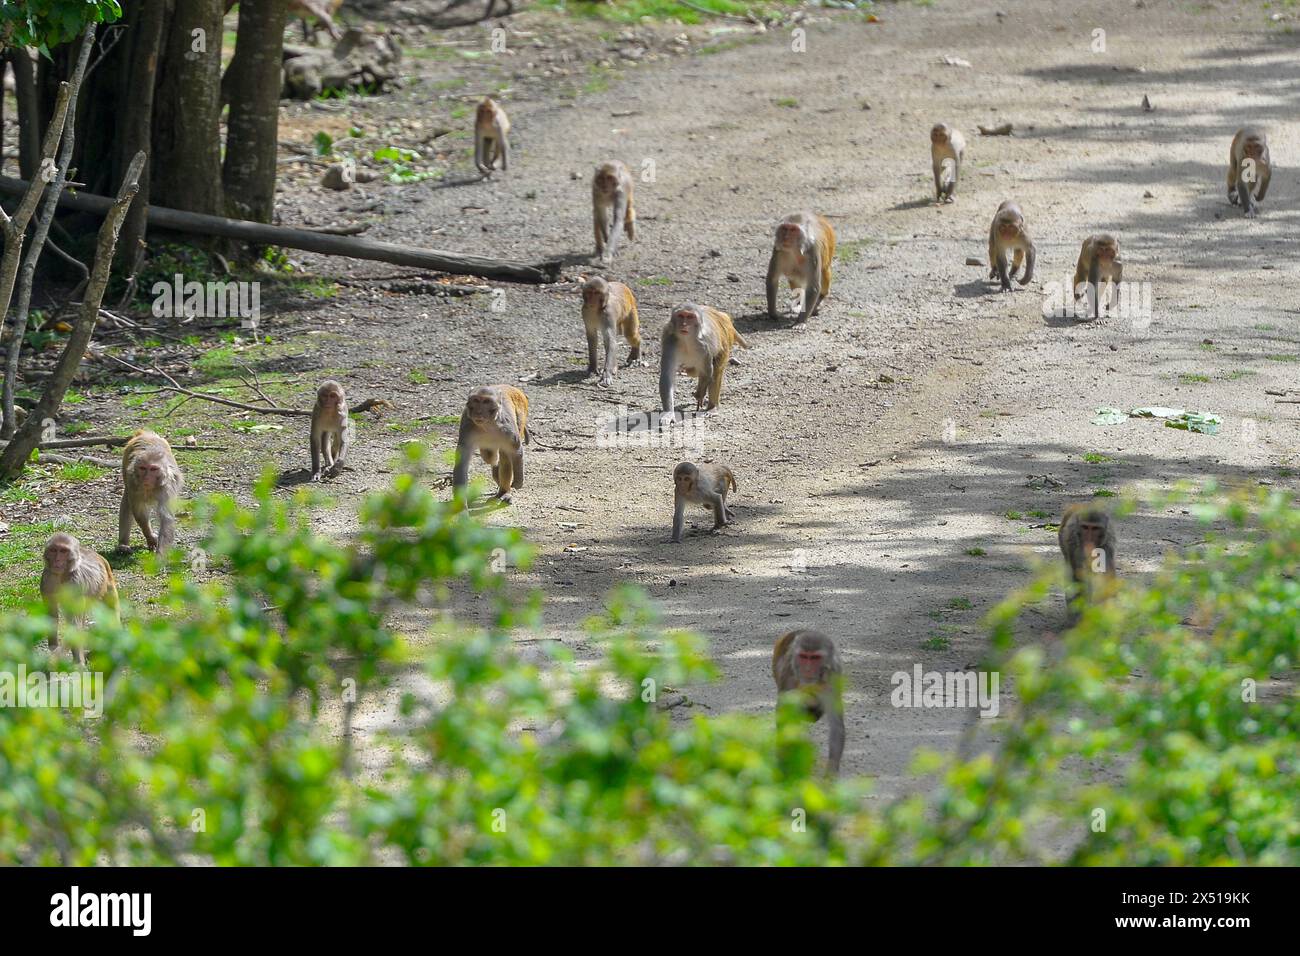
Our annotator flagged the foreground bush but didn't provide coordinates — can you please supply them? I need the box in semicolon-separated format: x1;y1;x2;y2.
0;461;1295;865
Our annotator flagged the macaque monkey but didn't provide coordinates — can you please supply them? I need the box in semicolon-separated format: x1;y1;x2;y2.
1058;504;1117;617
1072;234;1123;319
987;200;1036;292
452;385;529;503
670;461;736;542
930;123;966;202
581;276;642;387
225;0;342;42
41;533;120;665
310;379;351;481
118;429;183;555
1227;127;1271;218
591;160;636;262
772;629;845;775
766;212;836;323
474;97;511;178
659;303;748;414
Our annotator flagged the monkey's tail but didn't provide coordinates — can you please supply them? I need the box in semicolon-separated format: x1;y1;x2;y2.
733;330;750;349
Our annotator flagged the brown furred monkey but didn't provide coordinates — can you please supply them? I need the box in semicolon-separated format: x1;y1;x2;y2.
474;97;511;178
1072;234;1123;320
591;160;636;262
452;385;530;503
118;429;183;555
1058;504;1117;618
41;533;120;665
670;461;737;542
772;629;845;775
766;212;836;323
1227;127;1271;218
987;200;1036;292
930;123;966;202
659;303;748;414
581;277;642;387
310;380;351;481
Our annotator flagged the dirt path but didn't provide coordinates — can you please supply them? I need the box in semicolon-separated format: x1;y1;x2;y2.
11;0;1299;788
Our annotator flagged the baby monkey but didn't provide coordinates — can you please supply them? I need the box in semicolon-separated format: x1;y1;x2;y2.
670;461;736;542
592;160;636;262
1227;127;1271;218
1058;504;1117;621
474;97;510;178
1072;234;1123;319
581;276;642;387
41;533;120;665
772;629;845;775
310;379;351;481
930;123;966;203
987;200;1036;292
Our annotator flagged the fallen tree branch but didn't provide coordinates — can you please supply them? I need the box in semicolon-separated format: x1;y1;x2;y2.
5;435;227;451
102;353;392;417
0;175;563;283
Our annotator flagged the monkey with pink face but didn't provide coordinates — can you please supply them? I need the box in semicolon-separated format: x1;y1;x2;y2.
772;629;845;774
118;429;183;555
41;533;119;665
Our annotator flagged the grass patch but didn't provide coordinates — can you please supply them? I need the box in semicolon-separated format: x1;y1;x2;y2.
1005;510;1023;520
922;633;952;651
55;463;110;483
964;547;986;556
1083;452;1113;464
836;237;874;265
637;276;673;287
1176;372;1212;385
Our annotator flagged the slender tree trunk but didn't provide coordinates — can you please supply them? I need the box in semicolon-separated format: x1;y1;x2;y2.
0;152;145;480
114;0;168;272
0;29;95;439
10;49;41;181
222;0;288;226
152;0;225;216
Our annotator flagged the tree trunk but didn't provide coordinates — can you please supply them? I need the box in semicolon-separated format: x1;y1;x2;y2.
222;0;289;227
114;0;168;272
10;49;41;181
0;152;145;480
152;0;225;217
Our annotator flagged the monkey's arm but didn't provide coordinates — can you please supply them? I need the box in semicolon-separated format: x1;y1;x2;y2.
332;423;351;471
826;698;845;775
1255;161;1271;201
117;492;133;549
452;417;475;491
659;335;677;413
1237;166;1259;217
932;158;945;200
994;247;1012;292
801;246;822;322
702;489;726;529
156;504;177;555
765;252;781;320
599;320;616;387
1087;253;1101;319
670;495;686;543
1018;240;1036;286
606;193;628;259
584;327;599;376
499;135;509;172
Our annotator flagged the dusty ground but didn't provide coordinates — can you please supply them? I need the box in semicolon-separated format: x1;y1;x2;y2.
3;0;1299;792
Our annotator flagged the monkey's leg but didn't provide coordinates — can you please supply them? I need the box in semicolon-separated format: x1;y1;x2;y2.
475;137;489;177
947;159;961;200
1255;166;1270;202
1009;248;1024;282
996;251;1012;292
1088;257;1101;320
625;203;635;241
480;448;499;486
704;493;727;530
584;329;600;376
599;324;616;386
329;431;349;475
1238;172;1259;217
826;706;845;775
1227;156;1239;203
765;254;782;320
606;195;628;259
1019;244;1036;286
117;492;134;549
510;449;524;489
310;431;323;481
499;137;509;172
593;207;606;257
156;506;177;555
932;160;945;201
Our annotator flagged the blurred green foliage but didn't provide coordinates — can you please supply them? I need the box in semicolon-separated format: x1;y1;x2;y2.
0;458;1296;864
0;1;121;54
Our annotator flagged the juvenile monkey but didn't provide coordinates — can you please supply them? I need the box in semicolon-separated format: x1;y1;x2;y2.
766;212;836;323
118;429;183;555
772;629;845;775
1072;234;1123;319
1058;504;1117;615
452;385;529;502
659;303;748;413
670;461;737;543
1227;127;1271;218
41;533;120;665
930;123;966;202
474;97;511;177
591;160;636;262
310;379;351;481
987;200;1036;292
581;276;642;387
